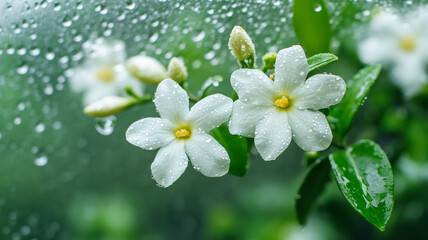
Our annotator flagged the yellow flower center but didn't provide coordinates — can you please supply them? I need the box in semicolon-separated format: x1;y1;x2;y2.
274;96;290;109
95;68;115;83
399;35;416;52
175;128;191;138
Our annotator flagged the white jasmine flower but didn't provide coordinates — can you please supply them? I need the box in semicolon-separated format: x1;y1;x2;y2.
358;9;428;97
68;38;143;105
126;78;233;187
83;96;135;117
229;45;346;161
125;55;167;84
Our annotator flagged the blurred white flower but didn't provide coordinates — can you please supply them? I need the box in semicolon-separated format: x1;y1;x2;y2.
68;38;143;105
229;45;346;161
126;78;233;187
358;9;428;97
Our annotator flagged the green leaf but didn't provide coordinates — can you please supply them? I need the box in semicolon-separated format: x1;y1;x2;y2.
293;0;332;55
210;124;249;177
307;53;338;72
329;140;394;231
296;157;330;225
327;65;382;145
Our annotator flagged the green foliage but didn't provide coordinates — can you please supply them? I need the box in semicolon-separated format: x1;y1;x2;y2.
328;65;382;145
407;117;428;162
307;53;338;72
296;157;330;225
293;0;332;55
329;140;394;231
210;124;249;177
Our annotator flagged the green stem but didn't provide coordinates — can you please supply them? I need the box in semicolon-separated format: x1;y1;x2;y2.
248;54;256;69
188;92;200;103
239;60;249;68
125;86;142;100
181;82;200;102
136;94;153;103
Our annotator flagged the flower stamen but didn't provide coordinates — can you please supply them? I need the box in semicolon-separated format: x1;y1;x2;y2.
274;96;290;109
400;35;416;52
95;68;115;83
175;128;191;138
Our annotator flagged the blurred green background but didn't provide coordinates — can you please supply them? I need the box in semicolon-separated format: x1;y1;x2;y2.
1;0;428;239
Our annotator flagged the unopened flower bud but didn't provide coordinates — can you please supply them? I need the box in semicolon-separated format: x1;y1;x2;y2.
125;56;167;84
84;96;134;117
262;52;276;70
228;26;255;61
167;57;188;83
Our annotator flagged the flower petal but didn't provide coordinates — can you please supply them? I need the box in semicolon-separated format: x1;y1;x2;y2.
292;74;346;110
186;94;233;132
274;45;309;93
254;110;292;161
68;67;94;93
358;37;396;65
151;141;188;188
114;64;144;96
288;109;332;152
229;100;272;138
369;11;402;37
126;118;175;150
392;56;427;98
154;78;189;123
184;133;230;177
230;69;275;105
83;38;126;65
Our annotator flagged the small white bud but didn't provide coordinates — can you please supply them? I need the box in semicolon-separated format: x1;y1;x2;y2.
167;57;188;83
228;26;255;61
83;96;134;117
125;56;167;84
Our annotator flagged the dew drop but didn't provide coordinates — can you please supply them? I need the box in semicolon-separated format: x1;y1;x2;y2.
314;3;322;12
95;115;116;136
16;65;29;75
34;155;48;166
35;123;45;133
192;31;205;42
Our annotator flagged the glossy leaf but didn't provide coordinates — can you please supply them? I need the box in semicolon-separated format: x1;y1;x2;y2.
296;157;330;225
293;0;332;55
307;53;338;72
210;124;248;177
329;140;394;231
328;65;381;145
